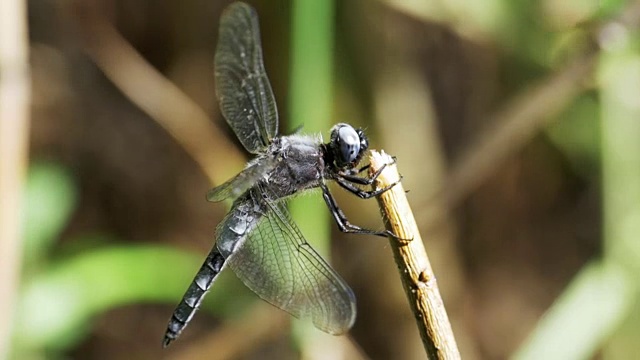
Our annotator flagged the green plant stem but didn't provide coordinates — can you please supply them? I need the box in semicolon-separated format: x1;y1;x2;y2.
513;28;640;360
288;0;335;256
288;0;336;354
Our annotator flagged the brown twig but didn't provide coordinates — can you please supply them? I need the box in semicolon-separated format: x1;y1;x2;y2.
417;0;640;224
0;0;31;357
370;151;460;360
441;52;596;209
168;302;369;360
76;6;246;186
167;303;289;360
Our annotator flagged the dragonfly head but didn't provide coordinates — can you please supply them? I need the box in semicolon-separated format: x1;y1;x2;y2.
328;123;369;169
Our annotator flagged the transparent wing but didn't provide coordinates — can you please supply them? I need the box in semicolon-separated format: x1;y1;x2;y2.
225;187;356;334
206;157;277;202
215;2;278;154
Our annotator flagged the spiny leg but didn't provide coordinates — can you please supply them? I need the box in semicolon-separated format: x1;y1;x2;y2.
345;164;369;176
334;175;402;199
340;156;397;184
321;184;398;238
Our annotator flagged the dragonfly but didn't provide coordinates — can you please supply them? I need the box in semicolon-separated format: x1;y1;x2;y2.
162;1;400;347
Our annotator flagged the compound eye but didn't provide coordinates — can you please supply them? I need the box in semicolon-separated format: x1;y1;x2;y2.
337;125;361;164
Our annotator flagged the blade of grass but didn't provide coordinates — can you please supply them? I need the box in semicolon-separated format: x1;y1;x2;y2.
599;26;640;358
288;0;341;357
288;0;335;256
512;260;635;360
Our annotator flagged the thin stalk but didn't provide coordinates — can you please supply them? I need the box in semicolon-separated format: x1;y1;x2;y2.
288;0;335;256
0;0;31;357
369;151;461;360
288;0;338;357
513;22;640;360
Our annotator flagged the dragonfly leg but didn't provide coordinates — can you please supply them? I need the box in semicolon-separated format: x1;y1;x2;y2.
334;174;402;199
339;156;398;185
344;164;369;176
321;184;399;238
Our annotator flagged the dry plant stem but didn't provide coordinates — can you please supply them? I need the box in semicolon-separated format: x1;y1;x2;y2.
0;0;30;357
369;151;460;360
168;303;368;360
439;52;596;213
77;10;245;185
168;304;289;360
419;0;640;220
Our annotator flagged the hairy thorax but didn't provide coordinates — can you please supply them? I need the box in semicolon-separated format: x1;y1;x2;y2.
262;134;325;199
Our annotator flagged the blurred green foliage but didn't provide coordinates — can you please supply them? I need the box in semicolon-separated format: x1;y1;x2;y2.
13;162;253;357
516;26;640;360
287;0;335;351
21;162;77;271
547;93;600;176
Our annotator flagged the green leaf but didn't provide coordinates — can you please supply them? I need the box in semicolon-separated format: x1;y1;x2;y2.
13;244;253;351
22;162;77;268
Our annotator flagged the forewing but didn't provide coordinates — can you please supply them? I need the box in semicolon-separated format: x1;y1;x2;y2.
206;157;277;202
225;187;356;334
215;3;278;154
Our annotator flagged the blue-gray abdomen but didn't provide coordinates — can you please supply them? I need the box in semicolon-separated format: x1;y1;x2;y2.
216;192;264;258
